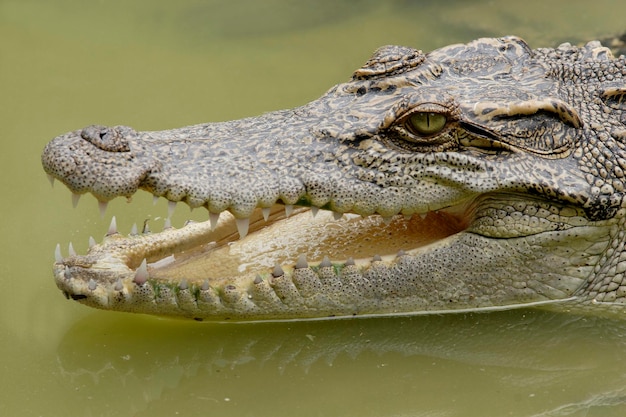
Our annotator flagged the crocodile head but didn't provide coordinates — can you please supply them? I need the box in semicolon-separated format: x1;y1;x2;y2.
42;36;626;320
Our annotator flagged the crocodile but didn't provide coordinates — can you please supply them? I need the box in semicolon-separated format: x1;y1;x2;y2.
42;36;626;321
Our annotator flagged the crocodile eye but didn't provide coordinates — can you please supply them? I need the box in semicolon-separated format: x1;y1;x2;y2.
406;112;447;136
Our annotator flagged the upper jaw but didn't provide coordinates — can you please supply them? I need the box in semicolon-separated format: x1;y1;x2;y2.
41;120;475;221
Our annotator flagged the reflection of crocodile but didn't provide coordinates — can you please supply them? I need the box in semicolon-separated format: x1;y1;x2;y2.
55;311;626;415
42;36;626;320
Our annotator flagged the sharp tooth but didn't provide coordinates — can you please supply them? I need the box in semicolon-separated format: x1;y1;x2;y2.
320;256;332;268
150;254;175;268
311;207;319;218
295;254;308;269
142;220;151;234
134;259;148;285
345;257;355;266
130;223;138;236
373;254;382;262
47;174;55;187
201;280;209;291
209;212;220;231
64;265;71;280
89;236;96;248
419;213;427;220
254;275;263;284
88;279;97;291
272;263;284;277
68;242;76;256
114;279;123;291
71;193;81;208
404;213;412;220
153;195;159;205
107;216;118;235
54;244;62;263
164;217;172;230
333;211;343;221
262;207;271;222
179;279;188;290
285;205;294;217
98;201;108;218
382;216;392;225
236;217;250;239
168;201;176;218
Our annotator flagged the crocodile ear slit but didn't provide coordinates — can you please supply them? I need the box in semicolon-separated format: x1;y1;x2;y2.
472;98;582;129
601;87;626;110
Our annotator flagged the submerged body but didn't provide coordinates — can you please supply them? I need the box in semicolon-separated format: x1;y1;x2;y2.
42;36;626;320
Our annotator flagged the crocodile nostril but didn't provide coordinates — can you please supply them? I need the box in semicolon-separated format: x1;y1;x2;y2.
80;125;131;152
69;293;88;300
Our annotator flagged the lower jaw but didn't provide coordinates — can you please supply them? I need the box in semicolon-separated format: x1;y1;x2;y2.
53;202;472;312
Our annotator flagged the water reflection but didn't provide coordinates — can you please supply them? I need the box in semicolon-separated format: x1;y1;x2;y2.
57;309;626;416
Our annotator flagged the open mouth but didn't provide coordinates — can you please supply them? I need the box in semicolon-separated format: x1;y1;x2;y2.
57;198;474;289
144;202;473;283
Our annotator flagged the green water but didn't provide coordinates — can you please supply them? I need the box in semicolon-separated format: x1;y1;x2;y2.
2;0;626;415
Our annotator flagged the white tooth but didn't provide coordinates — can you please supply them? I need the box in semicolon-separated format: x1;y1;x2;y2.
153;195;159;205
262;207;271;222
68;242;76;256
272;263;284;277
88;236;96;248
164;217;172;229
179;279;188;290
142;221;151;234
47;174;55;187
107;216;118;235
311;207;319;218
236;218;250;239
55;244;62;263
209;212;220;231
419;213;427;220
149;255;175;268
134;259;148;285
98;201;108;218
382;216;392;225
404;213;412;220
88;279;97;291
114;279;123;291
168;201;176;218
333;211;343;221
71;193;81;208
285;205;294;217
130;223;138;236
295;254;308;269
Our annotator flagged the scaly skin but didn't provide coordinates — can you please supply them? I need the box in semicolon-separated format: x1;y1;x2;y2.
42;36;626;320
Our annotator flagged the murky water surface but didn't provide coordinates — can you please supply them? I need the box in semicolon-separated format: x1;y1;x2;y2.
2;1;626;415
